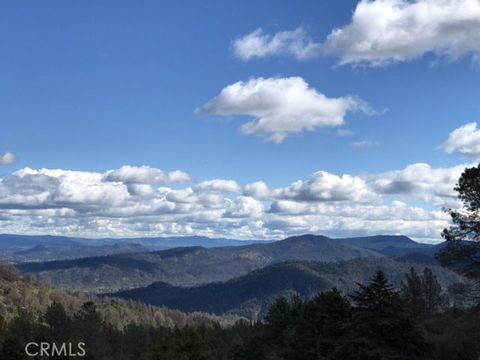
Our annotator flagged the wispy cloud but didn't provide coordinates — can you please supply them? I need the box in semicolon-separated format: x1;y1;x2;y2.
232;27;322;61
351;139;380;148
0;152;17;166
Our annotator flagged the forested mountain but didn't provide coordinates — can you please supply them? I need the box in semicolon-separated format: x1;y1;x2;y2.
17;234;384;293
0;263;237;331
1;264;477;360
110;257;463;319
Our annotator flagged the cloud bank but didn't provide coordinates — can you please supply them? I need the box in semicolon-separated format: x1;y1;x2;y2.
0;161;466;242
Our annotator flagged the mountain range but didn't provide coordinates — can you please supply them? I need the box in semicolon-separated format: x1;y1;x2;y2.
0;233;266;262
17;234;443;293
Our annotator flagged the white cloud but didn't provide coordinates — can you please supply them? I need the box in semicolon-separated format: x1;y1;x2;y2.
443;122;480;157
351;139;379;148
197;77;372;143
224;196;264;219
232;27;322;61
337;129;354;137
244;181;271;198
104;165;191;184
274;171;380;203
324;0;480;66
0;152;17;166
194;179;241;193
0;162;470;242
372;163;467;206
235;0;480;67
1;167;130;209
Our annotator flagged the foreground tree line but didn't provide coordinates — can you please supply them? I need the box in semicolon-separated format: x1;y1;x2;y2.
0;267;478;360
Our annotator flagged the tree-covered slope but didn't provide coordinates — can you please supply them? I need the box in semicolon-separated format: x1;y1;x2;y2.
111;257;464;319
17;234;383;293
0;263;237;331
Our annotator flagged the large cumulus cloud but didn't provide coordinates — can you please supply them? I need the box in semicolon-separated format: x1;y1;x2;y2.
197;77;371;143
234;0;480;67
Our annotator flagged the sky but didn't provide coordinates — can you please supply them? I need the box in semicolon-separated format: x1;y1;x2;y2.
1;0;480;242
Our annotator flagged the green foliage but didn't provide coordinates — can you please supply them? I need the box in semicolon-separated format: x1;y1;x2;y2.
422;268;445;316
0;263;237;332
0;336;25;360
339;271;432;360
441;164;480;281
402;268;425;316
423;305;480;360
44;302;72;340
401;267;447;318
1;263;479;359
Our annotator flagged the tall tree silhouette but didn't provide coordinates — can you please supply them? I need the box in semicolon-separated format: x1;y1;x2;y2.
333;271;431;359
441;164;480;285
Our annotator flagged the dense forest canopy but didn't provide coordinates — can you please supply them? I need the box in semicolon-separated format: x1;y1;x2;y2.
1;266;479;360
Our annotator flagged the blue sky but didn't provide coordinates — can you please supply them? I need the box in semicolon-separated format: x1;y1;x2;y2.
1;0;480;241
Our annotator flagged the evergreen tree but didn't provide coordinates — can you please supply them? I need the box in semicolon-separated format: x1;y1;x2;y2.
262;296;296;359
44;301;72;340
334;271;432;360
352;271;401;313
447;282;471;308
264;296;292;334
401;267;445;318
401;268;425;317
73;301;111;358
441;164;480;282
421;268;444;316
0;336;24;360
293;288;352;360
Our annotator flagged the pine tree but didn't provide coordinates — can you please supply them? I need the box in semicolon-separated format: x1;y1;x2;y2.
333;271;432;359
401;268;425;317
44;301;72;340
353;271;401;313
293;288;352;360
421;268;444;316
441;164;480;283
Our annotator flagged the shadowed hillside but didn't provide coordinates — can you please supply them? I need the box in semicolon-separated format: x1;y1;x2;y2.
18;234;384;293
110;257;464;319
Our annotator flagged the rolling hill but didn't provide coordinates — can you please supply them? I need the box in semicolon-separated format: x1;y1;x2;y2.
18;234;383;293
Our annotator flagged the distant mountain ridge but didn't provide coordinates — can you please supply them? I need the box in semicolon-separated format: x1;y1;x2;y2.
16;234;442;293
338;235;424;249
0;233;266;262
